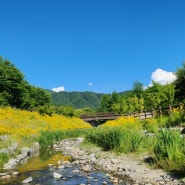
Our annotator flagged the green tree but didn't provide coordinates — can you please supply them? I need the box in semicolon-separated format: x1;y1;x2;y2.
132;80;144;98
138;95;145;112
127;97;135;113
111;91;120;104
174;62;185;103
162;83;175;108
31;87;51;107
144;81;175;111
99;94;112;112
144;82;163;110
55;105;75;117
111;103;121;114
0;56;52;110
20;84;51;110
0;57;25;107
74;107;95;117
120;98;128;114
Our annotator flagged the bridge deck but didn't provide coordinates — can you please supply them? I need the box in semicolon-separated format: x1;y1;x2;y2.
81;112;154;123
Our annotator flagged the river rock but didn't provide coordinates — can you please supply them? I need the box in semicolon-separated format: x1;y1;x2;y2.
58;165;65;169
72;169;80;173
82;165;92;172
89;153;96;162
32;142;40;152
22;177;32;183
0;173;8;176
3;158;17;170
53;172;62;179
1;174;10;180
12;172;19;175
21;147;32;156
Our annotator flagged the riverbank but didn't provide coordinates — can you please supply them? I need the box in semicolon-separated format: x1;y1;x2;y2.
54;137;185;185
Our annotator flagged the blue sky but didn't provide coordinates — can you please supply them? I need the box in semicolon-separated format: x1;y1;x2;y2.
0;0;184;93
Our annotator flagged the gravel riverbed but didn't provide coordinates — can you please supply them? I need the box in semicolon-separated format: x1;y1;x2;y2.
55;137;185;185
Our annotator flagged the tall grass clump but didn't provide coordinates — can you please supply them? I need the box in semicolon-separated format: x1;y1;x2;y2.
85;127;145;153
38;129;89;148
142;118;159;133
118;129;144;153
85;127;123;151
0;153;8;168
153;129;185;174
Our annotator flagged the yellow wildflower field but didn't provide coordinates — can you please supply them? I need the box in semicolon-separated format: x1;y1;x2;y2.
0;107;91;141
100;116;142;130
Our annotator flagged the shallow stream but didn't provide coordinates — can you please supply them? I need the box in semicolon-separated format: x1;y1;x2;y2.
0;149;129;185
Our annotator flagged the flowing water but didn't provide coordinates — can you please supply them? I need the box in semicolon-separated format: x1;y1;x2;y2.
0;150;129;185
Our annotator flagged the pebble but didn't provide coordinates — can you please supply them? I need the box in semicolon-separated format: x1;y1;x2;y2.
57;137;185;185
2;137;184;185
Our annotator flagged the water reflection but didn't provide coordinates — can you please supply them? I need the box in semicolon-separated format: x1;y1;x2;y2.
0;149;128;185
18;149;71;173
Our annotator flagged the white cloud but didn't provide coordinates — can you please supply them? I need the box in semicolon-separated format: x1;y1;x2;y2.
150;68;176;86
88;82;93;86
52;86;65;92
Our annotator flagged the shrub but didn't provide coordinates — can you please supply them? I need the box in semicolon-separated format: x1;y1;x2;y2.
165;110;185;127
142;118;159;133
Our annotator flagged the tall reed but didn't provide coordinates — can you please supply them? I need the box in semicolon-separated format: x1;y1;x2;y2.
85;127;123;151
153;129;185;173
85;127;145;153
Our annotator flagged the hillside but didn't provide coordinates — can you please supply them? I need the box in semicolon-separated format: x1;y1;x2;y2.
49;91;103;109
49;90;133;110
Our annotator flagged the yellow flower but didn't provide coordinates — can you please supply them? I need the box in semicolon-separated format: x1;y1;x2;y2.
0;107;91;141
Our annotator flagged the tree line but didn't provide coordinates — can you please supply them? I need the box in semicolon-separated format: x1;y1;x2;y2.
0;57;51;112
1;56;185;117
0;56;95;116
99;63;185;116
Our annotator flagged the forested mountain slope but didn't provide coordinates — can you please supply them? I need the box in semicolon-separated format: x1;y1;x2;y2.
49;91;103;109
49;90;133;110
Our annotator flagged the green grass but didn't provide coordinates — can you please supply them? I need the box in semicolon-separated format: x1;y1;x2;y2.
153;129;185;174
85;127;123;151
85;127;147;153
38;129;90;148
23;111;185;177
0;153;8;168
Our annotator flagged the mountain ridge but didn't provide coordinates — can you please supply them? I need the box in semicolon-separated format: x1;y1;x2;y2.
48;90;132;110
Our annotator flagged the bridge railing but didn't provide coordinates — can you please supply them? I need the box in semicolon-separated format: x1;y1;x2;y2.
80;110;155;122
81;103;184;121
80;112;121;119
